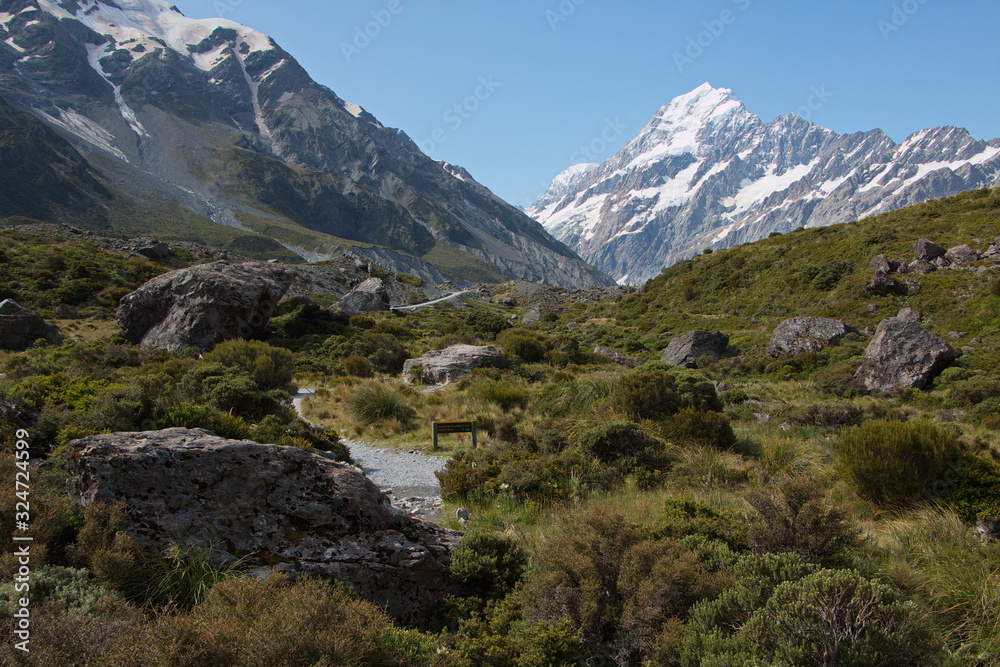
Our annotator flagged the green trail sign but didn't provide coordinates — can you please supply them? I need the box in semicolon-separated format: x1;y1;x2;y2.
432;420;477;451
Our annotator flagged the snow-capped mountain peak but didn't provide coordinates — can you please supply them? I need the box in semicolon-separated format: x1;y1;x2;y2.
36;0;274;60
529;85;1000;284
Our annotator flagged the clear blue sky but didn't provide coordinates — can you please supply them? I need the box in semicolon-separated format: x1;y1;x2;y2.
173;0;1000;208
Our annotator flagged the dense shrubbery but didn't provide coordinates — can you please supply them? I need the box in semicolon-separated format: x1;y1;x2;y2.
612;363;722;420
838;420;960;506
679;554;940;666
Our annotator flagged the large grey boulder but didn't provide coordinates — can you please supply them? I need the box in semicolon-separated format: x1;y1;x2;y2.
116;261;294;351
767;317;857;357
945;244;979;266
403;345;505;385
335;278;391;315
914;238;946;261
854;318;958;394
660;331;729;368
0;299;63;350
67;429;460;625
866;271;908;296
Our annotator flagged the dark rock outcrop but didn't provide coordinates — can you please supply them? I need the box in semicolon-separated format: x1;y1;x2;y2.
136;241;171;259
914;238;947;261
854;318;958;393
870;255;900;274
867;271;909;296
767;317;857;357
660;331;729;368
403;345;505;385
0;299;63;350
594;346;639;367
115;261;294;351
67;429;461;625
53;303;81;320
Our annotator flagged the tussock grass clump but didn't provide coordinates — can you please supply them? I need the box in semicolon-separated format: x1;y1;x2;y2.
345;381;415;426
838;420;960;506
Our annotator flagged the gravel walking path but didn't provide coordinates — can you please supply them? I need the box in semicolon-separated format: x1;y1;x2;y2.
294;389;449;522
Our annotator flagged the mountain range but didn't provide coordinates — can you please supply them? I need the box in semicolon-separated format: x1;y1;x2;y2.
0;0;613;288
529;84;1000;284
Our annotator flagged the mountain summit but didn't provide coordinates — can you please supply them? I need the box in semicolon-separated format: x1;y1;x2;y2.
0;0;612;287
529;84;1000;284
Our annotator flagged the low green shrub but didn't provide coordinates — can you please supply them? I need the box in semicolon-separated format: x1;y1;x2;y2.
612;362;721;420
496;328;548;363
465;309;510;337
468;378;529;411
449;533;530;601
745;477;861;567
0;566;111;617
939;452;1000;521
679;554;940;667
577;421;665;464
658;408;737;449
202;339;294;390
838;420;960;506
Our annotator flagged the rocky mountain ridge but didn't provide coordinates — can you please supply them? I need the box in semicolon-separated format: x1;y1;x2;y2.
0;0;612;288
529;84;1000;284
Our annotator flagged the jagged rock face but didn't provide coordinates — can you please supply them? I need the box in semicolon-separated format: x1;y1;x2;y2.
116;261;294;351
854;318;958;394
0;299;63;350
67;428;461;625
660;331;729;369
403;345;505;386
529;84;1000;284
0;0;612;289
767;317;857;358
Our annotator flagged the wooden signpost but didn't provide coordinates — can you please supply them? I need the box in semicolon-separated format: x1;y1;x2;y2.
432;420;477;451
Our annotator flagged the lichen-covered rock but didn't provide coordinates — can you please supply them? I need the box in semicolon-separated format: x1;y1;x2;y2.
403;345;505;385
944;244;979;266
767;317;857;357
660;331;729;368
67;429;460;625
116;261;294;351
335;278;391;314
896;307;922;323
866;271;908;296
594;345;639;367
869;255;900;274
914;238;946;261
854;318;958;394
0;299;63;350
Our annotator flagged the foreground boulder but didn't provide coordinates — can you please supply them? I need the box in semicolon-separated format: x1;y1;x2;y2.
403;345;505;385
767;317;857;357
660;331;729;368
0;299;63;350
116;261;294;351
68;429;460;625
854;318;958;393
